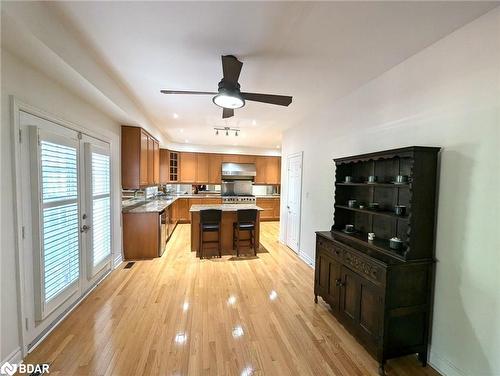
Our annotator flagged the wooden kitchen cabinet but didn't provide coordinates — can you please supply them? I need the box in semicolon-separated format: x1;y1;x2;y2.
208;154;222;183
255;156;267;184
140;130;149;186
123;212;160;259
159;149;169;184
121;126;160;189
221;154;240;163
238;155;256;164
266;157;281;184
256;197;280;221
176;198;191;223
179;152;197;183
255;156;281;184
196;153;209;183
153;140;160;184
171;151;280;185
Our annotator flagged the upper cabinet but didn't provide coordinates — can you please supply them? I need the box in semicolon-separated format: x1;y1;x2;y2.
208;154;223;184
255;156;281;185
121;126;160;189
179;152;197;183
196;153;209;183
159;149;169;184
136;145;281;186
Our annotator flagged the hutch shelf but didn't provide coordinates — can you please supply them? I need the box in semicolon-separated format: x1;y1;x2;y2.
314;146;440;375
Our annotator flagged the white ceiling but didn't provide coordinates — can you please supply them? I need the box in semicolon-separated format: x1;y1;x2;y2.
49;2;497;149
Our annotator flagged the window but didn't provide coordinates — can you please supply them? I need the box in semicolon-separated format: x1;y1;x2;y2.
89;149;111;273
36;133;80;317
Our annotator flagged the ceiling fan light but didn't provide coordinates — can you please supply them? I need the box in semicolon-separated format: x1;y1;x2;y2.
213;87;244;109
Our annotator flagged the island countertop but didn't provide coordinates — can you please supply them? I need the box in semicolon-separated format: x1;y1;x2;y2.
189;204;263;212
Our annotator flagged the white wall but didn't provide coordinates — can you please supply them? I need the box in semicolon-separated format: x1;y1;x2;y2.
0;50;123;362
281;8;500;376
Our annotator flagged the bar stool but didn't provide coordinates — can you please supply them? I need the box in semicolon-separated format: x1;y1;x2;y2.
233;209;258;257
199;209;222;259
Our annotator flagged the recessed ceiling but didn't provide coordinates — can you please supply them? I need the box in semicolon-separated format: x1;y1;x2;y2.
52;1;496;148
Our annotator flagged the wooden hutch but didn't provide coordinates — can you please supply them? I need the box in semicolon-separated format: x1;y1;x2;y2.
314;146;440;375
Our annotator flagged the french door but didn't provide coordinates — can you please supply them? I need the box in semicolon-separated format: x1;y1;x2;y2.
19;111;112;348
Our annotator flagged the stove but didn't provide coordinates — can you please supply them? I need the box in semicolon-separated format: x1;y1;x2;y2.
222;195;256;204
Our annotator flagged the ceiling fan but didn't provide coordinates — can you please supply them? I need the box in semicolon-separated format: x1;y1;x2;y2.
160;55;292;119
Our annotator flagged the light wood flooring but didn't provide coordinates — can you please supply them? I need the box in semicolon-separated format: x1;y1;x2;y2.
24;222;440;376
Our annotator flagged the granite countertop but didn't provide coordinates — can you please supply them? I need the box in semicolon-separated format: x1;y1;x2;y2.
122;194;278;214
123;197;178;214
190;204;263;212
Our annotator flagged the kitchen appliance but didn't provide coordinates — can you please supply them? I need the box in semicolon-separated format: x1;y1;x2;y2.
221;162;256;180
161;55;293;119
159;209;168;256
221;195;256;204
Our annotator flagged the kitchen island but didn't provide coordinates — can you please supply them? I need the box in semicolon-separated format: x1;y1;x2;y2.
190;204;263;257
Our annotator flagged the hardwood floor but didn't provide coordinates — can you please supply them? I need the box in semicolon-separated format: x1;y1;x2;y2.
24;222;440;376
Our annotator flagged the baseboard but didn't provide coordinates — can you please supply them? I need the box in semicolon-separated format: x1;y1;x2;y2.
113;256;123;269
298;251;315;268
1;347;23;367
429;351;466;376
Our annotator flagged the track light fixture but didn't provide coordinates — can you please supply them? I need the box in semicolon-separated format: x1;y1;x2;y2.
214;127;240;137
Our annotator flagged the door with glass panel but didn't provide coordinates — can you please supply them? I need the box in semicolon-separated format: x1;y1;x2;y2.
19;111;112;348
81;135;112;290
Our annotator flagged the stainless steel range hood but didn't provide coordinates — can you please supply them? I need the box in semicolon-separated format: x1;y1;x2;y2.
221;162;256;180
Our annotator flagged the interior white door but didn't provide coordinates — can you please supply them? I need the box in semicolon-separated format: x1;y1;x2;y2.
286;152;303;253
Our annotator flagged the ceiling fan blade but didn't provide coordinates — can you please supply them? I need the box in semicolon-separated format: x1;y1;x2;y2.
222;55;243;84
222;108;234;119
160;90;217;95
241;92;292;106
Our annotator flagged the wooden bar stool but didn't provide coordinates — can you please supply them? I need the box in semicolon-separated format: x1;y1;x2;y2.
199;209;222;259
233;209;258;257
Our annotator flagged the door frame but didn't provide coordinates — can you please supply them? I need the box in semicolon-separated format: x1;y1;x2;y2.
284;151;303;254
10;96;115;357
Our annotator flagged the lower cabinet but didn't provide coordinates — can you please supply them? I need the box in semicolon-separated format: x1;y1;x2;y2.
256;197;280;221
123;212;161;259
314;232;433;373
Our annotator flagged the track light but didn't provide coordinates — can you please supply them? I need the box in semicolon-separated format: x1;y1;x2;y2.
214;127;240;137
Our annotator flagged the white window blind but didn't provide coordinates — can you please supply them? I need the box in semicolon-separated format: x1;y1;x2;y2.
90;151;111;269
39;139;80;308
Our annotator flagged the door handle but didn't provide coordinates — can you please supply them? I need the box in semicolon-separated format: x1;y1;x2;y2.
80;224;91;233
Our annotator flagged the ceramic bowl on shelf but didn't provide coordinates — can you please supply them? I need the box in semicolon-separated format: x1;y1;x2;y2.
394;205;406;216
344;176;353;183
348;199;357;208
368;202;379;210
367;175;378;183
389;237;404;250
343;224;355;233
394;175;409;184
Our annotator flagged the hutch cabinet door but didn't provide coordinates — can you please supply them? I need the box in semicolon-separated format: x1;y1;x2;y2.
339;267;361;326
327;258;342;309
358;279;384;341
315;250;331;295
315;250;342;308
